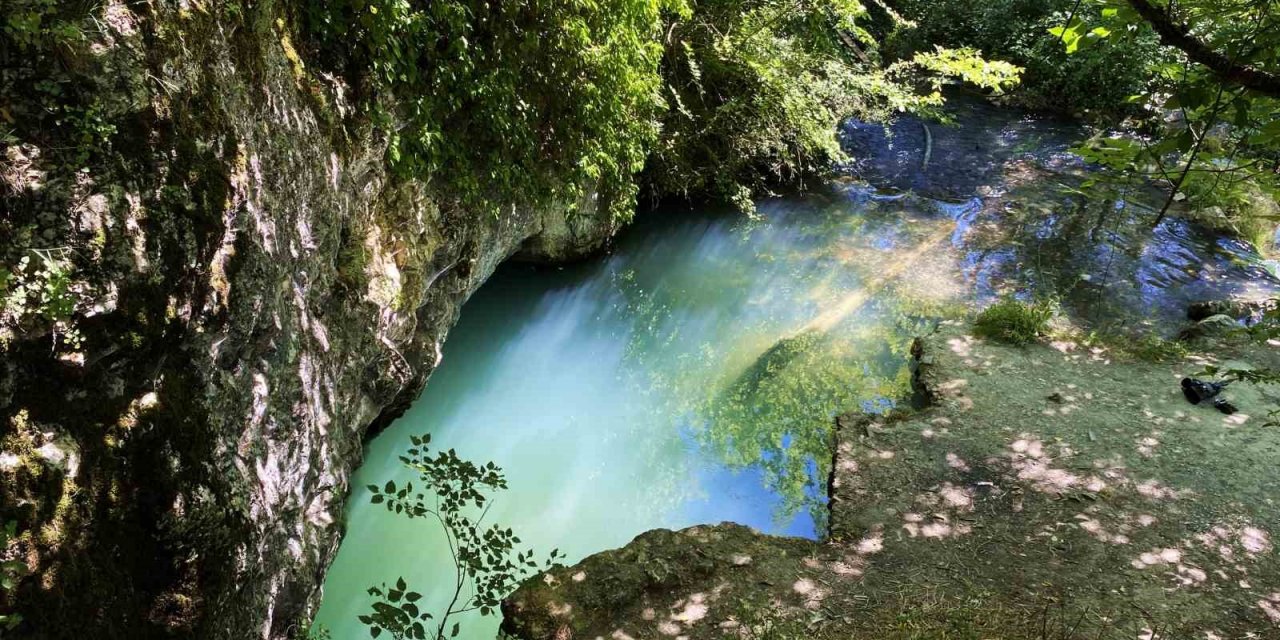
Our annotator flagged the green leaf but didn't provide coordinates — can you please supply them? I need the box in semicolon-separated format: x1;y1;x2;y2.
1253;120;1280;145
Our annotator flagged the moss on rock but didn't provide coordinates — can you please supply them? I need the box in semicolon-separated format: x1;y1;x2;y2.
0;2;617;638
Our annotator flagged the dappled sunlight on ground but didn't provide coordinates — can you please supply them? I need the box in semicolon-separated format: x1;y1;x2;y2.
505;317;1280;639
1136;433;1161;458
1260;593;1280;624
1001;434;1104;496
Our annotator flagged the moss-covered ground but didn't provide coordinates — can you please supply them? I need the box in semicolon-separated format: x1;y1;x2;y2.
503;320;1280;639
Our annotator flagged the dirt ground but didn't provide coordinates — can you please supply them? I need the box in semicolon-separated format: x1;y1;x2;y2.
503;320;1280;639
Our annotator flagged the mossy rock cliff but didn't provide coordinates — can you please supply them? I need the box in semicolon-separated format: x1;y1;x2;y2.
0;2;612;637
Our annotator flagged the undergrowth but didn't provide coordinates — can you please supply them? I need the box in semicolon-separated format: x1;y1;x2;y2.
973;297;1056;346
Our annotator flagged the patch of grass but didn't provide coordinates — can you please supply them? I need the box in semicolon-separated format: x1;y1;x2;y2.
1081;331;1190;363
972;298;1055;346
334;235;369;292
1122;334;1190;362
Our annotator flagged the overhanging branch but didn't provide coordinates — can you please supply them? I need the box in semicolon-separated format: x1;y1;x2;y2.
1127;0;1280;98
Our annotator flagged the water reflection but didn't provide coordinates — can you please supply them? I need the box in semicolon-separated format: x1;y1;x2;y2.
316;173;1276;639
952;179;1280;333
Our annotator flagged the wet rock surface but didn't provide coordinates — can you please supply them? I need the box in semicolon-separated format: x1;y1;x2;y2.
1189;299;1279;323
0;3;611;638
503;321;1280;638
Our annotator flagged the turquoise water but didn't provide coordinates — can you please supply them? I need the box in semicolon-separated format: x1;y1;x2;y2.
313;187;943;638
313;180;1278;639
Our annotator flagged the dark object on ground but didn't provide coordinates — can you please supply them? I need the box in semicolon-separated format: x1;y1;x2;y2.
1213;397;1238;415
1181;377;1230;404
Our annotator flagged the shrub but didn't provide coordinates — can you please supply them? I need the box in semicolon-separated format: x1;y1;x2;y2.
883;0;1160;118
304;0;688;223
304;0;1021;218
973;297;1055;345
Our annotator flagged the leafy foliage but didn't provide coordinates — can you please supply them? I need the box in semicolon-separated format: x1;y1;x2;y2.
305;0;688;223
646;0;1021;211
0;521;27;631
884;0;1161;116
1053;0;1280;235
1199;360;1280;427
1;2;106;353
1;0;113;167
2;0;82;52
973;297;1056;345
305;0;1021;218
360;434;562;639
0;249;82;349
1221;300;1280;427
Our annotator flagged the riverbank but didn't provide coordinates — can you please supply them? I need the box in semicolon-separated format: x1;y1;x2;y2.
502;313;1280;638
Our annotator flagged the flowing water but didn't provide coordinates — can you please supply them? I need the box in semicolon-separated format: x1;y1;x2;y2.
314;120;1279;639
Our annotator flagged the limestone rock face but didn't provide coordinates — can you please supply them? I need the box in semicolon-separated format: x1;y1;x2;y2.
0;3;611;638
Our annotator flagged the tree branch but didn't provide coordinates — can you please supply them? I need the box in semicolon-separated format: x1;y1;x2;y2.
1127;0;1280;97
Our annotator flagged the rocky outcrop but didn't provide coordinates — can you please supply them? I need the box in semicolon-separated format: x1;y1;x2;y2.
0;3;613;638
1187;299;1277;323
